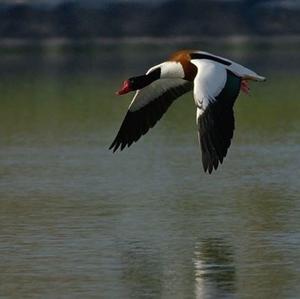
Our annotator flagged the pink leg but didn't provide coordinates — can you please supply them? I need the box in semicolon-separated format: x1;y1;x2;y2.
241;80;250;94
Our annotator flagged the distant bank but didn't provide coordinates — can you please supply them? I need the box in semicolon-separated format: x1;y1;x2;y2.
0;35;300;48
0;1;299;40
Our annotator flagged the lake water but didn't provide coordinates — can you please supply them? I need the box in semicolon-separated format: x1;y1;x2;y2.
0;41;299;299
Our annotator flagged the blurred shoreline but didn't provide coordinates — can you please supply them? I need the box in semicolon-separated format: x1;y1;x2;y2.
0;35;300;48
0;1;298;43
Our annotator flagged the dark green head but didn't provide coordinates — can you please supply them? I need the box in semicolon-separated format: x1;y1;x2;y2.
116;68;161;95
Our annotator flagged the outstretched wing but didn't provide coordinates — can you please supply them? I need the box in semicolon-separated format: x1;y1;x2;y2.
190;51;266;82
109;78;193;152
191;59;241;173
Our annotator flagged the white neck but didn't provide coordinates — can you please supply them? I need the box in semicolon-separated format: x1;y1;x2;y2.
147;61;185;79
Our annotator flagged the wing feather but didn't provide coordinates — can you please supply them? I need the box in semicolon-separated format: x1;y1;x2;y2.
191;51;266;81
192;58;241;173
109;79;192;152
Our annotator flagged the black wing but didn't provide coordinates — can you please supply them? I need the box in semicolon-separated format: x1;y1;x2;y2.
110;80;193;152
198;71;241;173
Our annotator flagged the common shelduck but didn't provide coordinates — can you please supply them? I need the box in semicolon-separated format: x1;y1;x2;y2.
110;50;266;173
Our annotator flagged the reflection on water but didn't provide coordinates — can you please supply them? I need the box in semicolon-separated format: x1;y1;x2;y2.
120;243;163;298
194;239;235;299
0;41;299;299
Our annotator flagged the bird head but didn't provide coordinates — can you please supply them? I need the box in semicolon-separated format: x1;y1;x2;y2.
116;68;162;95
116;75;149;95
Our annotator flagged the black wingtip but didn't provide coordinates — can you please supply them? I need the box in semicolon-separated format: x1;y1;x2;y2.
201;153;221;174
203;164;218;174
109;139;120;153
120;142;126;151
109;138;131;153
202;164;213;174
112;147;118;153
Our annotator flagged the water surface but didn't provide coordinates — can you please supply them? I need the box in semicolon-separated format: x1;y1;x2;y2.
0;42;299;299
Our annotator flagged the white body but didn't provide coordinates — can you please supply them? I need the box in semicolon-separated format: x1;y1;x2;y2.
110;50;266;173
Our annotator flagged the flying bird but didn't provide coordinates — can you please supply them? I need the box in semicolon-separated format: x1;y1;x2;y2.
109;50;266;173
